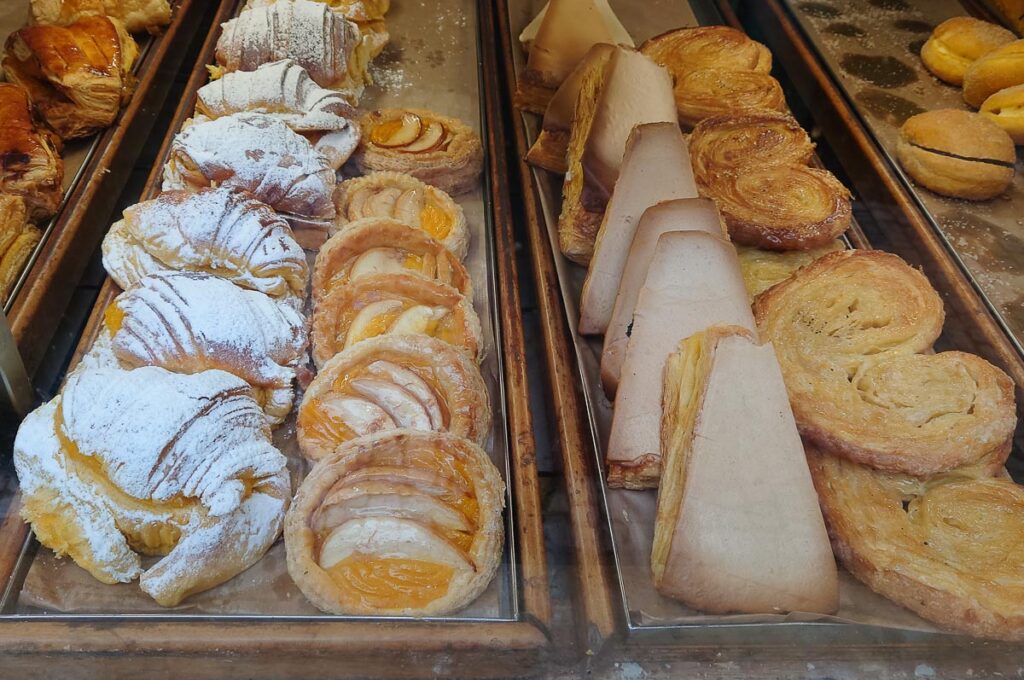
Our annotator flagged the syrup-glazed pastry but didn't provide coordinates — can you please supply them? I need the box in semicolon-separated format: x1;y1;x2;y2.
101;187;309;306
311;272;482;367
0;84;63;222
297;334;489;461
672;69;787;129
640;26;771;78
285;429;504;616
688;112;815;187
101;272;308;425
754;250;1017;477
333;172;468;259
29;0;172;33
13;366;290;607
352;109;484;196
736;240;845;298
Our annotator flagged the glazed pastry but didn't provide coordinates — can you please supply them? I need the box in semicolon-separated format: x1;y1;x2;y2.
351;109;484;196
29;0;172;33
754;250;1017;477
963;39;1024;108
672;69;787;129
333;172;468;259
195;59;361;169
13;366;290;607
896;109;1015;200
736;240;845;297
285;429;504;616
921;17;1015;86
101;187;309;306
0;196;42;303
640;26;771;79
297;334;489;461
689;111;814;187
809;447;1024;640
102;272;308;425
311;272;482;367
0;84;63;222
313;218;471;300
981;83;1024;144
3;16;138;140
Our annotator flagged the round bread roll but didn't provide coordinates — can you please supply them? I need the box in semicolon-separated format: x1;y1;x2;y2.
896;109;1015;200
920;17;1015;86
963;39;1024;108
981;83;1024;144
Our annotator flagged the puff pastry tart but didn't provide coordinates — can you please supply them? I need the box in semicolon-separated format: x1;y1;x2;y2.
102;272;308;425
285;429;504;616
29;0;173;34
352;109;484;196
313;218;471;300
333;172;468;259
640;26;772;78
689;111;814;187
809;447;1024;640
0;83;63;222
754;250;1017;476
3;16;138;140
101;187;309;307
13;366;290;607
672;69;787;129
297;334;489;461
311;272;482;367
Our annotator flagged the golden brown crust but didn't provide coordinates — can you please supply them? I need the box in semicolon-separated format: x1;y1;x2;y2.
963;39;1024;108
920;17;1015;86
525;129;570;174
606;456;661;490
29;0;173;34
0;84;64;222
513;74;556;115
980;83;1024;144
639;26;771;77
673;69;787;129
689;111;814;186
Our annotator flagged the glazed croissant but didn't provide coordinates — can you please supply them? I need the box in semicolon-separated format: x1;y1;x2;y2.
29;0;172;34
13;366;290;607
101;187;309;305
0;83;63;222
3;16;138;140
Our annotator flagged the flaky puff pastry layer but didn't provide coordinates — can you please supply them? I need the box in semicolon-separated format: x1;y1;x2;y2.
754;250;1017;477
285;429;504;616
0;83;64;222
672;69;787;129
809;447;1024;640
29;0;172;34
689;111;814;185
640;26;771;78
736;240;845;298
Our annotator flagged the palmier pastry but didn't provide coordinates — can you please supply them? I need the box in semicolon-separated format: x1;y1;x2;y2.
13;366;290;607
640;26;771;78
351;109;484;196
313;218;471;300
311;272;482;367
333;173;468;258
689;112;814;184
809;447;1024;640
896;109;1015;200
101;187;308;306
285;429;504;616
754;250;1017;476
736;240;845;297
3;16;138;140
963;39;1024;108
0;195;42;302
981;83;1024;144
297;335;489;461
102;272;308;424
0;84;64;222
672;69;787;129
29;0;172;34
920;17;1015;86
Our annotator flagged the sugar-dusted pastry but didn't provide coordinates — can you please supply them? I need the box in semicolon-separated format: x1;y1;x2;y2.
981;84;1024;144
242;0;389;61
640;26;771;79
29;0;172;33
297;335;489;461
963;39;1024;108
101;187;309;306
920;17;1015;86
736;240;845;298
3;16;138;140
689;111;814;187
352;109;484;196
0;84;63;222
13;366;290;607
311;272;482;367
754;250;1017;477
809;447;1024;640
0;196;42;303
313;218;471;299
102;272;308;424
334;172;468;259
285;429;504;616
672;69;787;129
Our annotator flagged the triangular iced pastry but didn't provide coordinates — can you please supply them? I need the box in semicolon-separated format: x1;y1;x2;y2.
518;0;632;50
557;47;676;264
605;231;755;489
515;0;633;113
652;325;839;614
578;123;698;335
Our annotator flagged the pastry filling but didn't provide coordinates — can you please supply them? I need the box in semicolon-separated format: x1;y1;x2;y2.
325;557;456;610
335;247;459;290
346;186;454;240
369;113;451;154
337;293;464;350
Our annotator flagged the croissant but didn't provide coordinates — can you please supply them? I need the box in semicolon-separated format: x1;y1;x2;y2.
29;0;172;34
243;0;390;58
0;195;42;303
0;84;63;222
13;366;290;606
102;272;308;424
101;187;309;306
3;16;138;140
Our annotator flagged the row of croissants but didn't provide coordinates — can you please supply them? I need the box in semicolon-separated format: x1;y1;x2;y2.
13;0;506;618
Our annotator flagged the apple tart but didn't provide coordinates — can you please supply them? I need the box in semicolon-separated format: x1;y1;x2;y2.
352;109;484;196
689;112;815;187
754;250;1017;477
334;172;468;259
640;26;772;79
285;429;504;616
311;272;482;367
672;69;787;129
297;334;489;461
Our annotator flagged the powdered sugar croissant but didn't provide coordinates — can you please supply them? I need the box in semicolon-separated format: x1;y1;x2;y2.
13;366;290;607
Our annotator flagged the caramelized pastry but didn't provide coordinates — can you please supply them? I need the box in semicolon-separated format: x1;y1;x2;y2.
311;272;482;367
285;429;504;616
640;26;771;78
297;334;489;461
0;84;63;221
689;111;814;187
0;196;42;303
29;0;172;34
672;69;787;129
963;39;1024;108
3;16;138;140
920;17;1015;86
754;250;1017;476
736;240;845;297
352;109;484;196
13;366;290;607
981;83;1024;144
